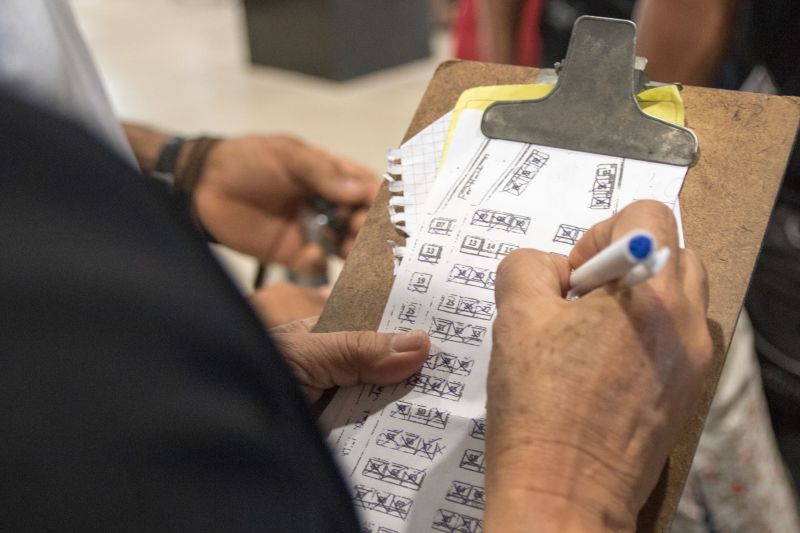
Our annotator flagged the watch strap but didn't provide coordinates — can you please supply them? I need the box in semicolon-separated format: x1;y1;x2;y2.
152;135;186;185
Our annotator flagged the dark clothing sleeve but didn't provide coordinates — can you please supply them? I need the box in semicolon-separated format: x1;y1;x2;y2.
0;89;360;532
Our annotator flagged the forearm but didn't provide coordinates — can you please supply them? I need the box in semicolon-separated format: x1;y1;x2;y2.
474;0;523;64
122;122;173;174
123;121;217;187
634;0;739;86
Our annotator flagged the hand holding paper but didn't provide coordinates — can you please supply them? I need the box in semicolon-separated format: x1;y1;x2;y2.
270;317;429;403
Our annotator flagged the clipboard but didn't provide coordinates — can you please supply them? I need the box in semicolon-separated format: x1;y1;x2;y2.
315;17;800;532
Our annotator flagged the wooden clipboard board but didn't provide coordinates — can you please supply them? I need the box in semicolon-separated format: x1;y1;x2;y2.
315;59;800;531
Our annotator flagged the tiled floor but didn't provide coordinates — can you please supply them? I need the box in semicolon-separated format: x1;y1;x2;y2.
71;0;452;289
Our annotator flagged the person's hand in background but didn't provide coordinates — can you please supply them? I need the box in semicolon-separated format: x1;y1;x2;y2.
269;318;430;403
124;124;378;265
485;201;713;532
194;135;376;264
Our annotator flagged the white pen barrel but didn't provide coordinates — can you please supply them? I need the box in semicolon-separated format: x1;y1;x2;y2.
568;230;654;297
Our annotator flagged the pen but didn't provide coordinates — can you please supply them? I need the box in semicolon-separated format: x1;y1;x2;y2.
566;229;670;299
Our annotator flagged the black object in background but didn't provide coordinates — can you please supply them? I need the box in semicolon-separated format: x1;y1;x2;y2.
242;0;431;81
539;0;635;68
738;0;800;489
747;202;800;487
0;88;360;532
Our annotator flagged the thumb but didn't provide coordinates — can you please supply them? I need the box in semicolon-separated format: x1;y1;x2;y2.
495;249;571;310
277;329;430;391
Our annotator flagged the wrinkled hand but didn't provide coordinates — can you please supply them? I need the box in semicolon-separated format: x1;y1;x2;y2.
269;318;430;403
193;136;378;266
485;201;713;532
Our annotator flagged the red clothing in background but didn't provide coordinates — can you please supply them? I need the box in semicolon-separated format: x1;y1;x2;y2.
454;0;544;66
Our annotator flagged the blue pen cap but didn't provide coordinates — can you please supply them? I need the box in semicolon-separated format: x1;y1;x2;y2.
628;235;653;260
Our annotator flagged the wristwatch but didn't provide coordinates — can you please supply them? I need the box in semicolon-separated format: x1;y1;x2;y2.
151;135;186;186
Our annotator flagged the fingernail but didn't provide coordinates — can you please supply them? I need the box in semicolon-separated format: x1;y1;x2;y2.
390;330;426;354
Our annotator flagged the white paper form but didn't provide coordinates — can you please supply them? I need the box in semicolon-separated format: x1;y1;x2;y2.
395;112;453;235
390;111;684;244
424;110;688;251
321;108;689;533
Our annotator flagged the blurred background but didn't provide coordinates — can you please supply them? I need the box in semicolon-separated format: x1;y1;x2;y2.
71;0;455;288
71;0;644;288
